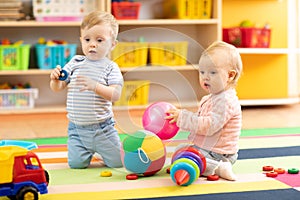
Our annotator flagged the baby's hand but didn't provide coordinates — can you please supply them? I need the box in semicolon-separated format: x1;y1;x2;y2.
165;108;180;124
76;75;97;92
50;65;62;80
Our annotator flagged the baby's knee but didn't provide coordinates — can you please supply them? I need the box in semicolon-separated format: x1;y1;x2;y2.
105;158;123;168
68;160;89;169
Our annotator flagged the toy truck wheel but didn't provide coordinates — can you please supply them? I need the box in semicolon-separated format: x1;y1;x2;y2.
16;186;38;200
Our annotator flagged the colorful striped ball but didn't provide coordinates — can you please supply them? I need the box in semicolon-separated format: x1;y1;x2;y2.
121;130;166;176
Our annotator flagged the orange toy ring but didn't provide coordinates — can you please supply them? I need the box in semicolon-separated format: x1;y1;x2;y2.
274;168;285;174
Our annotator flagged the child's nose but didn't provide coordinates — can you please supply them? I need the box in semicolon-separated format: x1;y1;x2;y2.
202;73;209;80
90;41;97;47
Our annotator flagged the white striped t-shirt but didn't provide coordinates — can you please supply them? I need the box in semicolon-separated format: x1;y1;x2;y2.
62;55;123;125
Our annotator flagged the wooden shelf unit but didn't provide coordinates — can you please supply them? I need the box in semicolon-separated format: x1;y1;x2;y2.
0;0;222;115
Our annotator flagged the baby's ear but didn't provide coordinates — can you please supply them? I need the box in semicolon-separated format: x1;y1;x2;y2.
228;70;237;81
111;40;118;50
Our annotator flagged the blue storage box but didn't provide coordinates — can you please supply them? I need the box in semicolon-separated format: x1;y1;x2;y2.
35;44;77;69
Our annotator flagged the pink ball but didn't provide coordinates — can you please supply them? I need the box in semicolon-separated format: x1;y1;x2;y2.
142;102;179;140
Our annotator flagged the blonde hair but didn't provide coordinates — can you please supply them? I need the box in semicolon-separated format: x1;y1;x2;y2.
201;41;243;86
81;11;119;41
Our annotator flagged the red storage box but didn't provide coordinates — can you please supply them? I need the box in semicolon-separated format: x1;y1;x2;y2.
223;27;271;48
112;2;141;20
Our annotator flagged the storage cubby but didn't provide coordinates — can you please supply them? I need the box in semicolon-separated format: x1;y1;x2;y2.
0;0;221;138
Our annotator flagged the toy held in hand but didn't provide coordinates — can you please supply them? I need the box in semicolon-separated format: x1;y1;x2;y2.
59;69;68;81
142;102;179;140
121;130;166;176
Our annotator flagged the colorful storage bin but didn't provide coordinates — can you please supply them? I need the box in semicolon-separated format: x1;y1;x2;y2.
114;80;150;106
149;42;188;66
0;88;38;109
111;42;148;68
0;45;30;70
163;0;212;19
33;0;96;21
223;27;271;48
35;44;77;69
111;2;141;20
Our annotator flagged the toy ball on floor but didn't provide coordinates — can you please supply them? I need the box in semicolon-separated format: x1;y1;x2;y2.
142;102;179;140
121;130;166;176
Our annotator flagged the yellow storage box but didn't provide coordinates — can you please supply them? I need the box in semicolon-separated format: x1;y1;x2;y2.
149;41;188;66
115;80;150;106
111;42;148;68
163;0;212;19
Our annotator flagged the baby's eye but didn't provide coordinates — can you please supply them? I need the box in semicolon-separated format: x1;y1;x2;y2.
97;39;103;43
210;71;217;75
85;38;90;42
199;71;205;75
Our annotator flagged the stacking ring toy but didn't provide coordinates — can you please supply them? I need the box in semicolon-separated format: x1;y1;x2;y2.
172;151;203;174
262;166;274;171
266;171;278;178
100;170;112;177
170;160;197;186
207;174;219;181
288;168;299;174
173;146;206;173
274;168;285;174
126;173;139;180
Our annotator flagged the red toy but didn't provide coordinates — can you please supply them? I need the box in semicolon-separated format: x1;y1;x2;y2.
262;165;274;171
207;174;220;181
266;171;278;178
126;173;139;180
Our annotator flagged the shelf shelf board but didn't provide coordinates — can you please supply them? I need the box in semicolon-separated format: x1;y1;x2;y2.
0;105;66;114
0;20;81;27
0;69;51;75
0;65;198;75
240;97;300;106
118;19;219;25
0;19;219;27
120;65;198;72
238;48;290;54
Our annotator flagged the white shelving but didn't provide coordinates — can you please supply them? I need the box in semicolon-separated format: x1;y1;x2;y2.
0;0;222;114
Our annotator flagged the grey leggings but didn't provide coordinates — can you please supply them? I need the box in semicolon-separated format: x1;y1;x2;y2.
193;145;238;176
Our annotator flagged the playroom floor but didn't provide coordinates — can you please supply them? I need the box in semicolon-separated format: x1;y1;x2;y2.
115;103;300;134
3;103;300;139
241;104;300;129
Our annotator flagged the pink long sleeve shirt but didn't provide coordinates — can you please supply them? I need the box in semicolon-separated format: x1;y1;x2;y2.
177;88;242;155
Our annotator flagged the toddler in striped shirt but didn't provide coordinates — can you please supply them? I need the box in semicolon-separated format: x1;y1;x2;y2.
50;11;123;169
